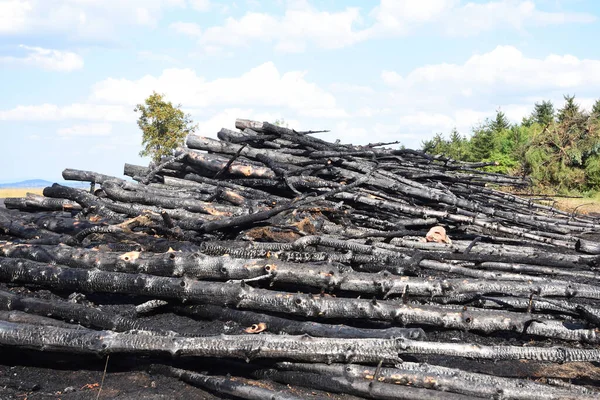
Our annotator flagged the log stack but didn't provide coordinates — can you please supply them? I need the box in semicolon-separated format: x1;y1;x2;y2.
2;118;600;398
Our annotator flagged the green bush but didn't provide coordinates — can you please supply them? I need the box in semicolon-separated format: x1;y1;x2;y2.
135;92;197;163
420;96;600;195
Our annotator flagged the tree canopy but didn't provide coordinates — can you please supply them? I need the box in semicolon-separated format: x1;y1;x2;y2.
421;95;600;194
532;100;555;126
135;92;197;163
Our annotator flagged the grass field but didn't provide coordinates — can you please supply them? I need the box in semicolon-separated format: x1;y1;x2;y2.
0;188;45;198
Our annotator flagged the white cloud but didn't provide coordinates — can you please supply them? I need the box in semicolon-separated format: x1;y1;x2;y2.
381;70;403;86
184;107;302;137
329;83;375;95
3;45;600;153
368;0;595;37
442;0;596;36
355;107;392;117
0;61;343;143
0;0;187;38
362;46;600;145
91;62;347;117
0;104;133;122
173;5;366;53
382;45;600;95
172;0;595;53
368;0;458;35
0;45;83;71
189;0;210;12
0;0;32;34
57;123;112;137
137;50;179;64
170;22;202;37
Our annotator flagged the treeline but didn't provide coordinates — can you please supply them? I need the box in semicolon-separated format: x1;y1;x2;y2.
422;96;600;194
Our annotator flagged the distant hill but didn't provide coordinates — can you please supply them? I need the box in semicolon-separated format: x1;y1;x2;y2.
0;179;88;189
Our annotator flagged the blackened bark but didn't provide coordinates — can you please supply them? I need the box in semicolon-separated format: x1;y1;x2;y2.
175;304;426;339
1;257;599;341
150;365;308;400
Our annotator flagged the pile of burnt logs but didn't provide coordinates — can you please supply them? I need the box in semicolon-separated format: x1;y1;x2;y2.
2;118;600;399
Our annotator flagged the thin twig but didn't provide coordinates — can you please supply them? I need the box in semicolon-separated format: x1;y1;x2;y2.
214;144;247;179
96;354;110;400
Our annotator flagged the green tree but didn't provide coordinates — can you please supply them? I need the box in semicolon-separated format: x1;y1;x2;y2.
521;115;535;127
489;109;511;132
422;133;449;155
591;99;600;121
447;128;470;160
422;130;470;161
135;92;197;163
532;100;555;126
557;94;582;123
469;124;495;161
420;97;600;194
273;118;289;128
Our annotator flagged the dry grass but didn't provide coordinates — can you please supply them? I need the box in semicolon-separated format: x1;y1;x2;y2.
503;188;600;215
0;188;44;198
546;197;600;215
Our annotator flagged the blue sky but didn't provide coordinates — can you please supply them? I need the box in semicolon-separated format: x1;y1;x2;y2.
1;0;599;183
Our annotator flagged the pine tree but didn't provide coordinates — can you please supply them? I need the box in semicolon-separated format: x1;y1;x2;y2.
521;115;534;127
469;125;495;161
591;99;600;121
532;100;555;126
422;133;448;155
557;94;582;123
448;128;469;160
489;109;511;132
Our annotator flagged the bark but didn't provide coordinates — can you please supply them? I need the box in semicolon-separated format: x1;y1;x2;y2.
195;171;372;233
123;163;153;180
176;149;277;179
176;172;289;202
140;152;188;184
471;296;580;315
0;211;77;245
5;115;600;395
4;194;82;212
0;320;404;363
0;310;88;329
277;363;593;400
0;242;271;279
101;181;243;217
474;261;600;281
0;289;141;332
576;238;600;255
1;257;598;341
186;135;311;166
391;244;598;267
175;304;426;339
386;181;587;234
62;168;124;185
256;369;474;400
43;183;124;221
393;337;600;362
150;365;309;400
334;192;577;250
23;214;105;235
218;127;281;148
